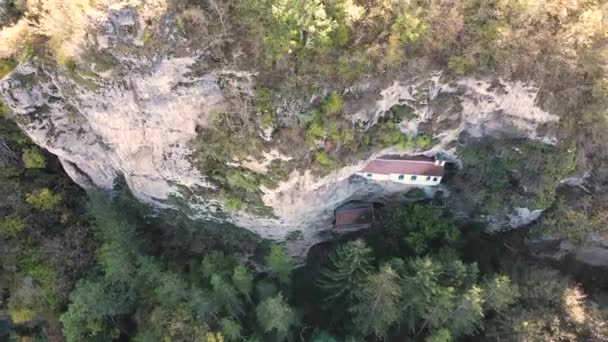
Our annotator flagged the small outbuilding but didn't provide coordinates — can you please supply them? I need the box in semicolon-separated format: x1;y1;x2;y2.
356;155;445;186
333;201;381;230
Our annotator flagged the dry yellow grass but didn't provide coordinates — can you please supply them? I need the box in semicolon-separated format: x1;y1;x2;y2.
27;0;95;64
562;287;587;325
0;0;167;63
0;20;30;59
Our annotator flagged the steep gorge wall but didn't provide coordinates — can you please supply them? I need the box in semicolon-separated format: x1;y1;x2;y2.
0;7;565;254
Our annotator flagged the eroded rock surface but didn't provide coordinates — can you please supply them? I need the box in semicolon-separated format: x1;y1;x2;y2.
1;58;226;203
0;6;565;255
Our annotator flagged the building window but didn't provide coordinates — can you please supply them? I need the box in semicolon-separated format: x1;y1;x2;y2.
367;173;373;177
411;175;417;181
433;177;438;181
398;175;404;180
426;176;431;181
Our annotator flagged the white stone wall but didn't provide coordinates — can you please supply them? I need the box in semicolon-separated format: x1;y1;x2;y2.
356;172;442;186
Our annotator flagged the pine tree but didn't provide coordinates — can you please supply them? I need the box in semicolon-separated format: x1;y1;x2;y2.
403;257;492;340
383;205;460;254
310;331;339;342
445;286;485;336
232;264;254;300
60;278;133;342
401;257;443;333
401;256;487;338
89;197;140;285
482;275;519;312
350;265;403;338
316;239;373;304
265;244;291;284
153;272;188;308
256;293;295;340
220;317;242;341
210;274;242;316
202;251;234;280
425;328;451;342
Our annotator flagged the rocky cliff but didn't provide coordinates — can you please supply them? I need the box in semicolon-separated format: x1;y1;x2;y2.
0;5;568;254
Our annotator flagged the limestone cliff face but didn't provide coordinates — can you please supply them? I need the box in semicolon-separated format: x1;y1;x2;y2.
0;7;563;253
1;58;226;203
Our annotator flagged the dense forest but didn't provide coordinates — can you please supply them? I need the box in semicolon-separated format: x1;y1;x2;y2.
2;0;608;341
1;112;607;340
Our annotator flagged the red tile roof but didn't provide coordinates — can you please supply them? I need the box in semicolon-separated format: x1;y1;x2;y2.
360;157;445;177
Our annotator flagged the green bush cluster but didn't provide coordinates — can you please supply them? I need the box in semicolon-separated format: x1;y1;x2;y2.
0;215;25;237
222;169;274;216
385;1;427;64
538;196;608;244
254;87;274;129
26;188;62;211
192;126;275;216
303;92;432;172
447;55;471;76
221;192;243;212
335;52;367;82
22;147;46;169
315;151;335;169
369;121;431;150
457;140;575;215
302;92;358;170
239;0;336;62
382;204;461;254
320;92;343;117
307;95;348;140
20;250;62;310
0;59;17;78
0;99;9;118
226;170;260;193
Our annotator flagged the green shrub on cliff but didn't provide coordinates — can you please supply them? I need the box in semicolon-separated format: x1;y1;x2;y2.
0;215;25;237
22;147;46;169
0;59;17;78
26;188;62;211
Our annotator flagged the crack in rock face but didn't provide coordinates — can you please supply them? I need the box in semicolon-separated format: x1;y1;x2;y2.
0;8;563;256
